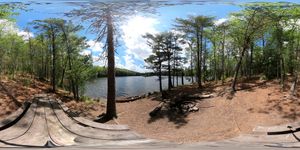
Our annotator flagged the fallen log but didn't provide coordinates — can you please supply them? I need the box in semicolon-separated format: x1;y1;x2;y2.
116;95;146;103
185;94;214;99
149;102;165;117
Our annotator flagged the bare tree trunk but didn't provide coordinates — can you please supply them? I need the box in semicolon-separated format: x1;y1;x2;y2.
199;27;203;86
221;27;226;84
249;42;254;77
188;43;194;83
191;54;194;83
203;38;207;82
168;52;172;90
231;39;250;92
28;34;34;79
106;10;117;119
173;50;176;87
280;57;285;90
181;71;184;85
176;69;179;87
213;42;217;81
277;27;285;90
196;28;202;88
60;59;67;88
51;28;56;92
159;59;162;93
290;36;300;96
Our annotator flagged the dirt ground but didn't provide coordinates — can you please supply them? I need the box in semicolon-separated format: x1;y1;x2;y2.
0;76;45;117
113;79;300;143
0;75;106;119
1;75;300;143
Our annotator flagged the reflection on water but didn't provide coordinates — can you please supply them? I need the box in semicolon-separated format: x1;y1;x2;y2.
84;76;193;98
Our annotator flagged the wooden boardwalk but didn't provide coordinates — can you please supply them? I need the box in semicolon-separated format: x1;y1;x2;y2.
0;94;157;148
0;94;300;149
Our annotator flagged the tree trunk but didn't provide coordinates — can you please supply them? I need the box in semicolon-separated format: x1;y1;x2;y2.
221;28;226;84
196;29;202;88
280;56;285;90
172;73;175;87
158;55;162;94
277;27;285;90
28;35;34;79
105;10;117;119
51;28;56;92
176;69;179;86
213;42;217;81
203;38;207;82
66;41;76;100
290;36;300;96
61;27;73;90
173;50;175;87
250;42;254;77
199;27;203;87
168;52;172;90
181;71;184;85
60;61;67;88
231;39;250;92
189;43;194;83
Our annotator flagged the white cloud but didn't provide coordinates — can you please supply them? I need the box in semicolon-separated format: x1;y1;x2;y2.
86;40;104;53
92;55;149;73
122;54;148;73
17;30;34;41
86;40;108;67
118;15;159;72
120;15;159;61
80;49;92;56
0;19;34;41
115;56;125;68
214;18;228;26
91;15;159;72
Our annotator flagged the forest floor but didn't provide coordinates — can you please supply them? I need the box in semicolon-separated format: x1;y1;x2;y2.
1;75;300;143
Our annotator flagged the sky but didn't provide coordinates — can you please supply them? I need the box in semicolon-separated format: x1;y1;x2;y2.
1;0;299;72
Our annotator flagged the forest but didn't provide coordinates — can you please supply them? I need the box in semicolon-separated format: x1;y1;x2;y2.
144;2;300;96
1;2;300;120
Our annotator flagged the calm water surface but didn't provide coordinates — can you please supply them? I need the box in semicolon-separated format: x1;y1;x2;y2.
84;76;193;98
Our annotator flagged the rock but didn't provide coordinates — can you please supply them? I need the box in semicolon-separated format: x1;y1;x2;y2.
189;106;199;112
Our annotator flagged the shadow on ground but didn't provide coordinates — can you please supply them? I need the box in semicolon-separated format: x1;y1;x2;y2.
146;86;211;128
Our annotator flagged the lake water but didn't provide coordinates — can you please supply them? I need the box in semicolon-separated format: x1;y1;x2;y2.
84;76;193;98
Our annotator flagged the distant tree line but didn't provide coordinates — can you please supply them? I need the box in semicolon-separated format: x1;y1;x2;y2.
89;66;143;77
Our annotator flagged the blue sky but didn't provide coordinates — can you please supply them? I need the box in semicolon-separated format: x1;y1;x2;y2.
1;0;299;72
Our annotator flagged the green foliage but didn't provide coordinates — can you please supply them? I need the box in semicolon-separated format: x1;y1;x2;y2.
0;4;18;20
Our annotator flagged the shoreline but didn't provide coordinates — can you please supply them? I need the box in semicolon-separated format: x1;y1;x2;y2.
84;75;194;100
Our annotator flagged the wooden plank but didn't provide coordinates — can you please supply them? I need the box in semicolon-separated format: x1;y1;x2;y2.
50;100;142;140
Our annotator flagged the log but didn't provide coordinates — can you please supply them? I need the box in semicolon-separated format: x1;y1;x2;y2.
116;95;146;103
185;94;213;99
149;102;165;117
